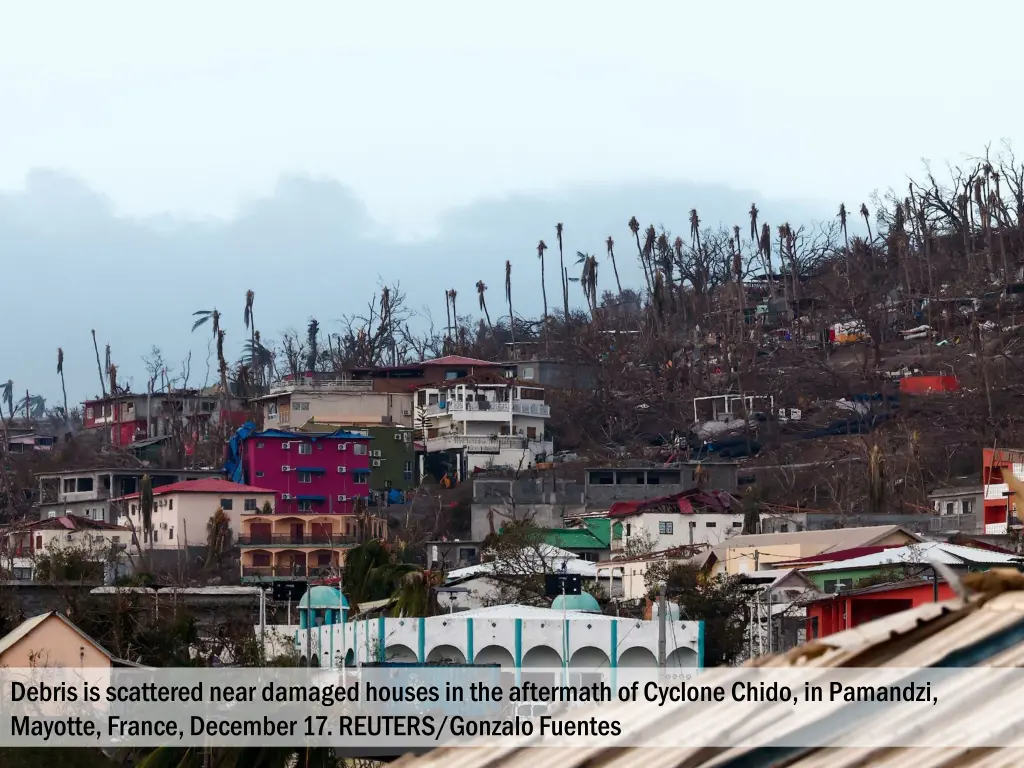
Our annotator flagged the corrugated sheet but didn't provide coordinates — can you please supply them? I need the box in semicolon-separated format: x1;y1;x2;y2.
396;572;1024;767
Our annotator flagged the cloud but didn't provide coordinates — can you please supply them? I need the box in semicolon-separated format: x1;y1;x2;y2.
0;169;829;406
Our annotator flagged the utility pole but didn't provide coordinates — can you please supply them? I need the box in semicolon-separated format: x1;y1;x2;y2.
259;587;266;665
657;583;667;669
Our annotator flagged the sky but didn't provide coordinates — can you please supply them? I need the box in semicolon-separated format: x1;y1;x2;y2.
1;0;1022;408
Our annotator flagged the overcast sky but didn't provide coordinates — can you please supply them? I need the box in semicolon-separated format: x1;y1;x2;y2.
1;1;1021;405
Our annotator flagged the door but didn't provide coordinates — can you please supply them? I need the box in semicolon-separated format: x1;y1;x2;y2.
311;522;332;545
249;522;272;545
290;523;305;544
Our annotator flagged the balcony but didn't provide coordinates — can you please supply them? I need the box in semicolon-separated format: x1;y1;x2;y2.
237;534;358;547
424;435;554;455
425;401;550;418
927;514;980;533
269;378;373;396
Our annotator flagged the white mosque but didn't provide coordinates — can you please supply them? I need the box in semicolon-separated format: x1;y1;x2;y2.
287;585;703;670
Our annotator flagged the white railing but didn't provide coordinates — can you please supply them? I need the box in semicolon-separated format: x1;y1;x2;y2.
512;402;550;417
427;400;548;416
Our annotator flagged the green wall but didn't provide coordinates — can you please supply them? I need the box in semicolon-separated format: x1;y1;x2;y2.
367;425;416;492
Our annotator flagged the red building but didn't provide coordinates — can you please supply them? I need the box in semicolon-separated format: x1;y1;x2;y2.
241;429;371;515
806;579;956;639
982;448;1024;534
83;390;248;447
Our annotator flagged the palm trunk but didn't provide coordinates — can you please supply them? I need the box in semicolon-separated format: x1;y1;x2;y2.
91;330;106;397
558;245;569;321
608;240;622;294
60;371;69;422
539;253;549;322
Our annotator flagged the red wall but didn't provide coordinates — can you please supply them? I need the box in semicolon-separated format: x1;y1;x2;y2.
243;432;371;515
807;582;956;639
982;448;1024;528
899;375;959;394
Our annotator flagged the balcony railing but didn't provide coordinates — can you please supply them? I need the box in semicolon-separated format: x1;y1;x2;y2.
237;534;359;547
426;401;550;417
269;378;373;395
927;514;980;533
425;435;552;454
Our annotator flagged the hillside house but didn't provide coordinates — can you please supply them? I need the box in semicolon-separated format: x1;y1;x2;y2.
112;478;278;550
35;466;223;524
82;389;246;447
608;489;743;553
805;579;958;639
0;515;131;582
416;379;552;479
709;525;924;577
982;447;1024;534
241;429;373;516
297;418;416;495
0;612;141;669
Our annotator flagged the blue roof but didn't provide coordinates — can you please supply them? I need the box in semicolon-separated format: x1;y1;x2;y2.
255;429;370;441
551;592;601;613
299;585;348;609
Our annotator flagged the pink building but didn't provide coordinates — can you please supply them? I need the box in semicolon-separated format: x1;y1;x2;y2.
242;429;372;516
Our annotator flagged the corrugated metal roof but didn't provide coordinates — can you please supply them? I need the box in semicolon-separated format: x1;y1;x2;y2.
712;525;923;557
396;569;1024;767
804;541;1024;573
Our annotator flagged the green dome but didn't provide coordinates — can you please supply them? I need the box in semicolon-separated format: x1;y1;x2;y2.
551;592;600;613
299;585;348;610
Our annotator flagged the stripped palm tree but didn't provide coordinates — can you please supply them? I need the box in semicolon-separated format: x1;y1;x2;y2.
444;290;453;351
838;203;850;269
476;280;493;331
606;236;622;294
192;308;220;335
556;223;569;321
1;380;13;423
860;203;873;243
537;240;549;322
689;208;702;251
243;290;258;387
576;252;599;319
505;260;515;345
629;216;652;293
305;319;319;373
749;203;759;247
90;330;106;397
449;288;459;342
56;348;69;421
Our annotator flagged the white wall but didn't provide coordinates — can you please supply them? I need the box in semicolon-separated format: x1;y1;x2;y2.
121;491;275;549
617;512;745;551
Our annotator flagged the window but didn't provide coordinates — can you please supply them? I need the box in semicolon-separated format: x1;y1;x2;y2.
256;471;264;478
298;500;312;512
153;531;158;543
823;578;854;594
297;472;312;484
168;528;174;540
63;479;75;493
256;441;265;449
354;474;368;485
732;521;742;527
402;432;411;443
780;524;789;533
131;504;137;515
353;444;368;456
705;521;717;528
169;499;173;511
244;498;258;511
945;502;955;515
298;443;312;455
963;500;974;514
522;367;535;380
658;521;674;535
220;498;234;510
625;524;631;537
403;461;414;481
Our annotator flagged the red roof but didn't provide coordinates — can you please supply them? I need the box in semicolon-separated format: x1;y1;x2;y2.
113;477;277;501
773;545;901;568
5;515;130;533
608;489;735;517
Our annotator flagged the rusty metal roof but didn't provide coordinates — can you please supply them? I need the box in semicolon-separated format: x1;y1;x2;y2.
395;569;1024;767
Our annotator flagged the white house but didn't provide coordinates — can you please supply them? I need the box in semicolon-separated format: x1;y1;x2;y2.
440;544;614;611
0;515;131;581
608;489;745;554
113;478;277;550
415;380;553;477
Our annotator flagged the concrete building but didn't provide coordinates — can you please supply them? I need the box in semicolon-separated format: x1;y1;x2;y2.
416;380;553;479
294;590;704;670
709;525;923;577
607;489;744;553
501;357;597;390
83;388;246;447
0;515;131;582
239;510;382;582
585;463;752;503
35;466;223;524
927;484;983;534
298;418;416;494
241;428;372;516
469;477;586;542
112;478;278;550
982;448;1024;534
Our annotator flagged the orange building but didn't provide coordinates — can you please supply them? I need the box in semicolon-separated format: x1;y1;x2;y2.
239;511;388;582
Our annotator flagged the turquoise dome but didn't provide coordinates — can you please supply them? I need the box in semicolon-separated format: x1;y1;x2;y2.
299;585;348;609
551;592;601;613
